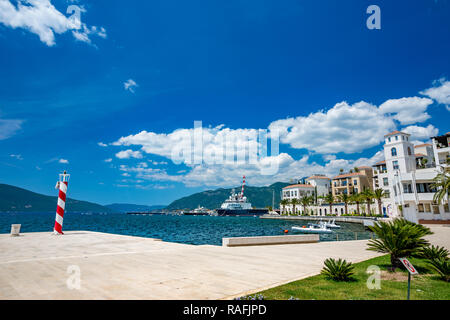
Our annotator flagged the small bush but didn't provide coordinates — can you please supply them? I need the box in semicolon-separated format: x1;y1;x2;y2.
417;245;449;261
427;257;450;282
321;258;354;281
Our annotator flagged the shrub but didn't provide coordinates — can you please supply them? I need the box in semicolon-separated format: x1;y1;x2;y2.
321;258;354;281
367;218;432;270
427;257;450;282
417;245;449;261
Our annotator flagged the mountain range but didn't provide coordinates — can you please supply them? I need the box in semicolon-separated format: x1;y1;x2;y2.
0;181;291;213
0;184;113;213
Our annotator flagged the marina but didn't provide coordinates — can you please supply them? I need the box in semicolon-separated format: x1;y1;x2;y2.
0;212;375;246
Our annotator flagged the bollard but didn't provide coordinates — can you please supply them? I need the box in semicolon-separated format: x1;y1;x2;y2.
355;232;358;240
10;224;21;237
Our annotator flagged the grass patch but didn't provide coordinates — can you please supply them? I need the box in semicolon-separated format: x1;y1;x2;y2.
256;255;450;300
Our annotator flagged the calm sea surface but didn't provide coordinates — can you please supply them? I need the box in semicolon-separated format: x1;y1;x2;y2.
0;212;373;246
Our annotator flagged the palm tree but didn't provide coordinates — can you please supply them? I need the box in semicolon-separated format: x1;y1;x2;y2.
350;193;362;215
373;188;386;217
368;219;433;270
338;193;350;215
431;172;450;205
290;198;299;215
354;167;360;173
280;199;289;215
323;193;335;216
300;196;312;216
360;188;374;216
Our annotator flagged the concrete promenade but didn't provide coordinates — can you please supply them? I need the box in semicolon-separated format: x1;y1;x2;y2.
0;226;449;300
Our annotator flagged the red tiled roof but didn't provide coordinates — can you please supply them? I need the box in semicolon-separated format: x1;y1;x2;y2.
306;176;330;180
415;153;426;157
414;144;432;148
384;130;410;137
282;184;315;189
372;160;386;166
332;172;364;180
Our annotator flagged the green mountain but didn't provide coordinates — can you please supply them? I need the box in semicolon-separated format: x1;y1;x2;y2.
105;203;166;212
166;182;290;210
0;184;114;213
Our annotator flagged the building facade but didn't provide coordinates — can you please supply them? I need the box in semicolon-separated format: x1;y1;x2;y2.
384;131;449;222
331;167;373;197
305;175;331;198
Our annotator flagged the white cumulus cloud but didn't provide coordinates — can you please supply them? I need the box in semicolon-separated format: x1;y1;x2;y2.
269;101;396;154
402;124;439;141
0;0;106;46
379;97;433;125
115;149;143;159
420;78;450;110
124;79;138;93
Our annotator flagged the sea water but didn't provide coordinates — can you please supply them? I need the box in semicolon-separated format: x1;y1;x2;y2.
0;212;373;246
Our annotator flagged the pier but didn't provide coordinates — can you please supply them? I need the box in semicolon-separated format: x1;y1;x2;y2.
0;226;449;300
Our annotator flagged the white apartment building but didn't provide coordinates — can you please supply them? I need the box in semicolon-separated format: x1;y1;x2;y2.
281;184;316;214
383;131;449;223
305;175;331;197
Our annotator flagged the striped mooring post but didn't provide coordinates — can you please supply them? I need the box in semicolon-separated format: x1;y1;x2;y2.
53;170;70;235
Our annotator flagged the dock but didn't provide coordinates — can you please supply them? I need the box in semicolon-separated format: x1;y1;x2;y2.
1;226;449;300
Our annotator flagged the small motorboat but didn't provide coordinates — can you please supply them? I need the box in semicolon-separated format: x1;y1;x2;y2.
324;219;341;229
292;223;333;234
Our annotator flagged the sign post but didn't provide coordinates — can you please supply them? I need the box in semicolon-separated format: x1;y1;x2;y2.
398;258;419;300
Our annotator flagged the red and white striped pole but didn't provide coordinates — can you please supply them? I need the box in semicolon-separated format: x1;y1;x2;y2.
54;170;70;235
240;175;246;199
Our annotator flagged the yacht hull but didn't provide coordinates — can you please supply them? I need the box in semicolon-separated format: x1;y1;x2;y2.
216;208;269;216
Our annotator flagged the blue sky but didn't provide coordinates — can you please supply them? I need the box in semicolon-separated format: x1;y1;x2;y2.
0;0;449;206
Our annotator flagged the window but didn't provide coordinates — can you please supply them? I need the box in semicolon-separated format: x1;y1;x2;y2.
353;179;357;185
432;205;440;214
391;147;397;156
444;204;449;213
408;147;412;156
388;137;391;142
393;186;397;196
383;178;389;186
393;161;399;170
418;203;424;212
424;203;431;212
403;184;412;193
395;136;398;141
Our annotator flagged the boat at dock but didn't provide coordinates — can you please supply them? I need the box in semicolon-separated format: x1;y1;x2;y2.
183;206;210;216
309;219;341;229
292;222;333;234
216;176;269;217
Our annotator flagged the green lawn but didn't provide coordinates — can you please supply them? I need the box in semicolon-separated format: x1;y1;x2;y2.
256;255;450;300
